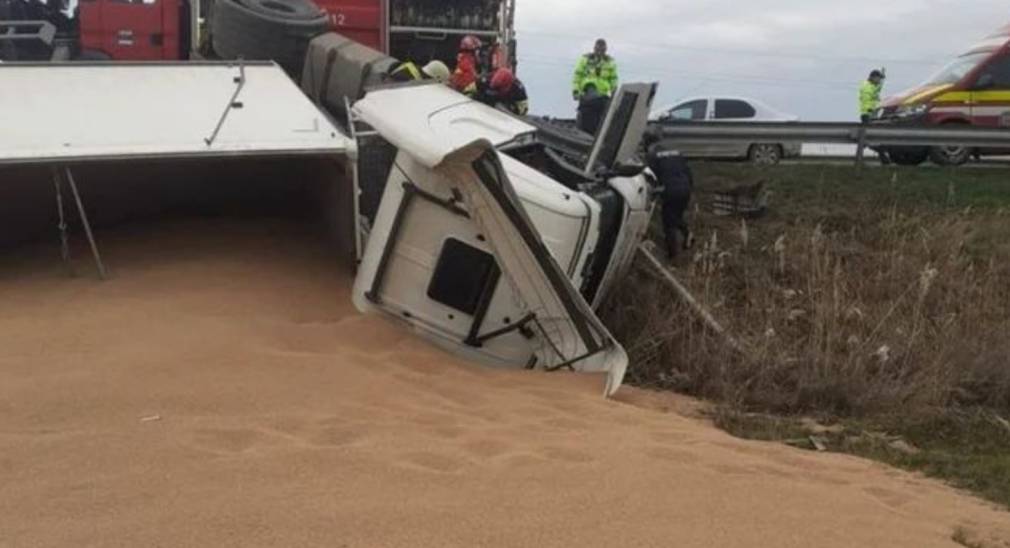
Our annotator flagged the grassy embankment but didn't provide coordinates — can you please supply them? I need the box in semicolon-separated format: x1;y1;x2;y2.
605;162;1010;508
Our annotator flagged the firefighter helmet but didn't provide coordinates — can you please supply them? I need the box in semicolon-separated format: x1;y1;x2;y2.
489;68;515;93
460;35;483;51
422;60;451;83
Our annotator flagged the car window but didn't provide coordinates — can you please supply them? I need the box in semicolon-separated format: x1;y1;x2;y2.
666;100;706;121
714;99;756;119
976;54;1010;87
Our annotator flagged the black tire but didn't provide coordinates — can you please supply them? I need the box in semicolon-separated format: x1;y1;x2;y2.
929;145;971;166
748;143;782;165
888;147;929;167
210;0;328;79
76;49;112;61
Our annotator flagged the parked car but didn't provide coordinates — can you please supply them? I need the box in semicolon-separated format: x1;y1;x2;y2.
649;96;802;165
877;23;1010;166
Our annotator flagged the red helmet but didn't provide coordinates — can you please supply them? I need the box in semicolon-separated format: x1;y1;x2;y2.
489;68;515;93
460;35;483;51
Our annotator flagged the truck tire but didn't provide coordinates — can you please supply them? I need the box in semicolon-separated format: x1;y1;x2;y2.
888;147;928;167
210;0;328;79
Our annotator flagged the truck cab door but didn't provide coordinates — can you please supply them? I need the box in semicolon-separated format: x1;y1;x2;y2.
81;0;171;60
584;82;659;177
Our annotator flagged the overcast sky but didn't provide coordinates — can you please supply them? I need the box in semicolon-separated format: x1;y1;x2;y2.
515;1;1009;120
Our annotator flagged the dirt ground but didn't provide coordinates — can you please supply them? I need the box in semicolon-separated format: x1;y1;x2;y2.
1;219;1008;548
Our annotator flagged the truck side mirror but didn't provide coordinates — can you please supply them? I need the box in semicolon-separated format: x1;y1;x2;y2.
975;73;995;90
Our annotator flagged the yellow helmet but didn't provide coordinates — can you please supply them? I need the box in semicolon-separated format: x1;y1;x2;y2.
422;60;451;84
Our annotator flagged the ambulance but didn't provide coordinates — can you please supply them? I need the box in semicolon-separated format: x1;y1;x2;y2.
879;24;1010;166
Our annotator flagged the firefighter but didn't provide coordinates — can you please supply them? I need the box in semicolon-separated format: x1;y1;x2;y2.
572;38;619;135
451;35;483;92
643;127;694;261
859;69;891;164
388;60;451;84
465;68;529;115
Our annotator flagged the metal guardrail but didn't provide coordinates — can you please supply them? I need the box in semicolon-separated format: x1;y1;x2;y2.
526;117;1010;172
655;121;1010;149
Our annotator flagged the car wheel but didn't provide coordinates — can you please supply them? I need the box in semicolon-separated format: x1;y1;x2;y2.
929;145;971;166
210;0;329;79
749;144;782;165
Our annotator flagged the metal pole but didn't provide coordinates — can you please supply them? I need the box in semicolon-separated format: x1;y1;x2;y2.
637;243;749;357
63;168;108;280
50;168;73;275
854;125;868;176
204;60;246;146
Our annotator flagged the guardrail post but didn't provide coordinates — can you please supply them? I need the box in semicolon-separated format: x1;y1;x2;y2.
854;125;868;177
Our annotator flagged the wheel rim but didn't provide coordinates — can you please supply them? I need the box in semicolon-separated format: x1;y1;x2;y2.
939;146;968;162
752;145;779;165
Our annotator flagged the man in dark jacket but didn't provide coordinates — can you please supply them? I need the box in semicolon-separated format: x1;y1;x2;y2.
644;128;693;260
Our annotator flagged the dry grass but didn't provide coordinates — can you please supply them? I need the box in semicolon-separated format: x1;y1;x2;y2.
604;164;1010;418
603;163;1010;506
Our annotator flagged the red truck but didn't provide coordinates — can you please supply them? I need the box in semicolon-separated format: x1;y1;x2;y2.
0;0;516;72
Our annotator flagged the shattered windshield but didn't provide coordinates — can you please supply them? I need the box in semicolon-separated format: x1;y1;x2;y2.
922;52;991;86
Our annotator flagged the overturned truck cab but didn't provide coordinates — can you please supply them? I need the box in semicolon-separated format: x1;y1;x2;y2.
343;82;658;396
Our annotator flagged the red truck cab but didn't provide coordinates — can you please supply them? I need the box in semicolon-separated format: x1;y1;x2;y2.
314;0;515;70
78;0;192;60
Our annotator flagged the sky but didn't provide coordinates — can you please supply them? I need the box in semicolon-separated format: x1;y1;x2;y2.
514;0;1010;120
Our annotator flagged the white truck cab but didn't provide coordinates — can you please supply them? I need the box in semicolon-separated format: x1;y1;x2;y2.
348;82;658;395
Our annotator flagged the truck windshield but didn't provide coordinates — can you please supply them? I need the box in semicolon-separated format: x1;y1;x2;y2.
922;52;991;86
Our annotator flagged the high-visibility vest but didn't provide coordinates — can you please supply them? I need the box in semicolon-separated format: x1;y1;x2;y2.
573;54;619;97
859;80;883;115
390;62;423;82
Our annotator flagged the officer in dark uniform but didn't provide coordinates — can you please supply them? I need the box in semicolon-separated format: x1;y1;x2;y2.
643;127;694;260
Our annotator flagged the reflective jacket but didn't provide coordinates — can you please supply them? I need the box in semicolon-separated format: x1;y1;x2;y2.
451;52;479;92
389;62;423;82
859;80;883;116
573;53;619;97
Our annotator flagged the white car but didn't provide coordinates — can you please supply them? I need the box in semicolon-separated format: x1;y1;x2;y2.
650;96;802;164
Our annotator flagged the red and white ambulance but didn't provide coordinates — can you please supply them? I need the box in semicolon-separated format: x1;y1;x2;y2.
879;24;1010;165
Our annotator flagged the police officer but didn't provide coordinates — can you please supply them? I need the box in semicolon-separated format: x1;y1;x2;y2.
466;68;529;115
572;39;619;134
643;127;693;261
859;69;891;164
388;60;452;84
859;69;886;123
